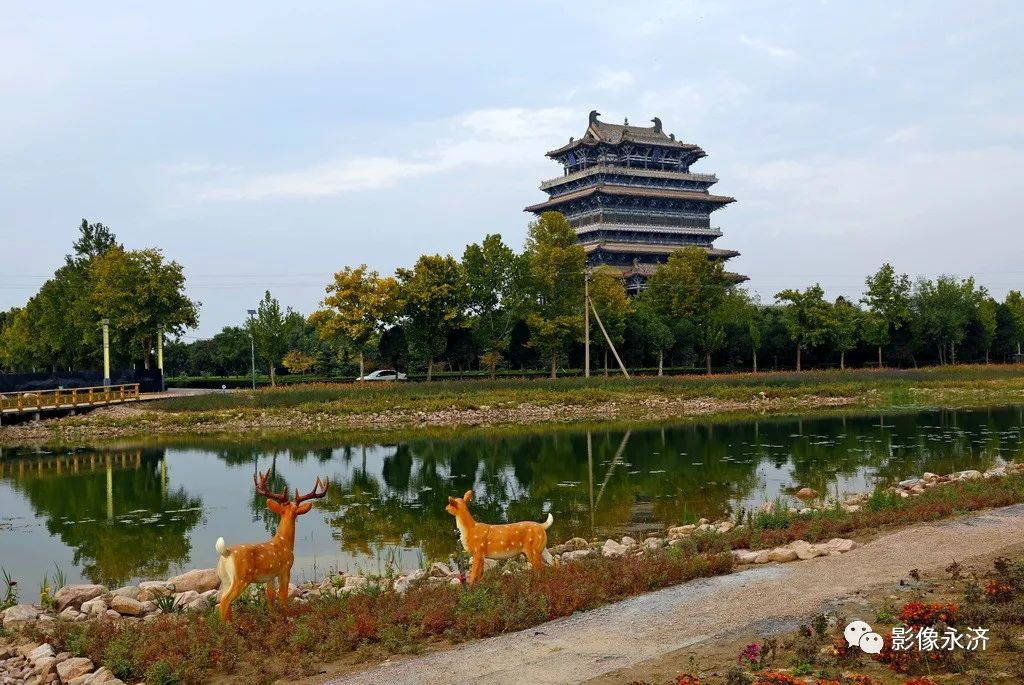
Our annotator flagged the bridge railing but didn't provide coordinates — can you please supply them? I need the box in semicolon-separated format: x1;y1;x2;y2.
0;383;141;413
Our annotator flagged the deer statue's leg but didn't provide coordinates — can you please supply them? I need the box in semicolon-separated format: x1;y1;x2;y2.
218;581;246;621
265;579;277;610
469;553;484;584
525;545;544;572
278;568;290;608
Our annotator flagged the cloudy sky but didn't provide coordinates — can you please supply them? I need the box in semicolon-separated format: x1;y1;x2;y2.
2;1;1022;338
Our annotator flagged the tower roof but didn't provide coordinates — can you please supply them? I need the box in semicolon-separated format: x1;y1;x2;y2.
546;110;705;157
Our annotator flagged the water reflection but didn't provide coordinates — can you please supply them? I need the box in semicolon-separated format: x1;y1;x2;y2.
0;449;202;586
0;406;1021;591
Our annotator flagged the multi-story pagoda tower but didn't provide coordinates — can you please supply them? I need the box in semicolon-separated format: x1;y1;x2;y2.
526;110;744;292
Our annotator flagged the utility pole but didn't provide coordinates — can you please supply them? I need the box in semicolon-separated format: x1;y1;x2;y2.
156;325;165;392
101;318;111;387
583;271;590;378
247;309;257;390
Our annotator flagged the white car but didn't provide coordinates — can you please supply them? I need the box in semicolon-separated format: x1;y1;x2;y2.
357;369;407;381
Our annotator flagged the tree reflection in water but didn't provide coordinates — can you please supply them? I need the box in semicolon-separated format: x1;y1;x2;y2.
1;406;1020;588
3;449;202;587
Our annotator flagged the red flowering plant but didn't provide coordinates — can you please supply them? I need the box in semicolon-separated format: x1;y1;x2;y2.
751;672;804;685
984;579;1013;602
674;676;701;685
897;601;958;627
737;642;764;669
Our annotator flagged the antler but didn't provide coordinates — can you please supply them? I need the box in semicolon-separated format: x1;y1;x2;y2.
294;476;329;504
253;470;290;503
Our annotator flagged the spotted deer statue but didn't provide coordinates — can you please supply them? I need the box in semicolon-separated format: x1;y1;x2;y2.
445;489;554;584
215;470;328;620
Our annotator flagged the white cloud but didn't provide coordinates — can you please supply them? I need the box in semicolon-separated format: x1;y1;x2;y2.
199;107;577;201
739;34;800;64
593;69;635;92
882;126;923;144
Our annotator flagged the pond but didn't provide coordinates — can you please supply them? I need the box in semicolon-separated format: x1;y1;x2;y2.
1;406;1022;595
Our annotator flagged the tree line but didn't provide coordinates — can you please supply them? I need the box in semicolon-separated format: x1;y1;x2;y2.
3;213;1023;380
0;220;198;373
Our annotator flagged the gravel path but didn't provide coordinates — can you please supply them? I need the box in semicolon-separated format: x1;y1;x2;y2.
322;504;1024;685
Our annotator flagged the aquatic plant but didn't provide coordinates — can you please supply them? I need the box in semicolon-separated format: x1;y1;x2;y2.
1;567;18;610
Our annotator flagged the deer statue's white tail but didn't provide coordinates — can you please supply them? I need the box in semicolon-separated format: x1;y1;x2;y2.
215;536;229;557
542;513;554;529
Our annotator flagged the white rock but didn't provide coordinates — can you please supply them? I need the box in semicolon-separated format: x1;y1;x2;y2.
733;550;761;564
824;538;858;553
80;598;107;616
344;576;368;591
137;581;174;601
59;607;84;621
56;657;93;682
922;472;939;481
27;644;54;663
767;548;798;563
82;666;116;684
667;524;696;539
844;504;861;513
561;549;592;562
643;537;663;550
110;596;145;617
601;539;627;557
716;521;735;533
954;470;983;481
173;590;200;608
54;584;107;612
109;586;140;601
620;536;637;547
166;568;220;593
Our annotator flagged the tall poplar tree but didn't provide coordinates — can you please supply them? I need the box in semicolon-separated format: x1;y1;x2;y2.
522;212;585;378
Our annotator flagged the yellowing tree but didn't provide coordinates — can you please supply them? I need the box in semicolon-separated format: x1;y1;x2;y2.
282;349;317;375
310;265;398;381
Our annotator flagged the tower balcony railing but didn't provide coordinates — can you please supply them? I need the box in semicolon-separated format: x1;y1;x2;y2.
567;211;714;230
540;163;718;190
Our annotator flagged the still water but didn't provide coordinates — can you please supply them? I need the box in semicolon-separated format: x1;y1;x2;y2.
1;406;1022;593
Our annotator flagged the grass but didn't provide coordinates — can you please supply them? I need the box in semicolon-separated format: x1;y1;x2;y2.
38;549;733;685
150;365;1024;414
4;365;1024;447
24;470;1024;685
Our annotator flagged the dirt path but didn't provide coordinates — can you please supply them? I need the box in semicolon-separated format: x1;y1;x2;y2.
321;504;1024;685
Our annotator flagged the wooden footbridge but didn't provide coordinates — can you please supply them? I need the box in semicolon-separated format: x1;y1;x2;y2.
0;383;141;423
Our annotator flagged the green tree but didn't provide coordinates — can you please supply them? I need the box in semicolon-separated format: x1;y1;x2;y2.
309;265;399;381
89;247;199;369
632;291;674;375
860;263;911;367
977;296;998;364
1005;290;1024;357
775;284;832;372
645;247;730;375
396;255;469;381
462;234;527;379
247;290;291;385
912;276;983;365
724;289;762;372
70;219;121;264
522;212;586;378
830;296;861;370
587;266;630;375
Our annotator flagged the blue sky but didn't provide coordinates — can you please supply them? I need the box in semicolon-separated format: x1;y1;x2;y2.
2;1;1022;338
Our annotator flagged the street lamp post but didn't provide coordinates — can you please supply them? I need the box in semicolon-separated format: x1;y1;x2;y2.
247;309;257;390
156;325;165;392
101;318;111;387
584;271;590;379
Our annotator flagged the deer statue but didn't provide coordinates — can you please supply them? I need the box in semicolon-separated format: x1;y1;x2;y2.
445;489;554;584
215;470;328;621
